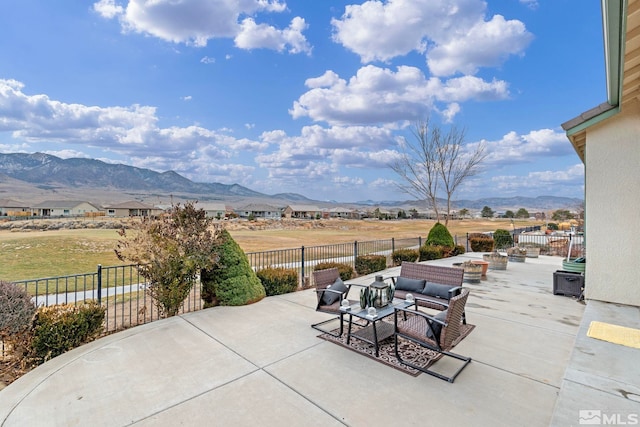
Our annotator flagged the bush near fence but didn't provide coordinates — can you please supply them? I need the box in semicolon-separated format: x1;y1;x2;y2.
355;254;387;275
257;267;298;296
391;248;419;265
313;262;354;281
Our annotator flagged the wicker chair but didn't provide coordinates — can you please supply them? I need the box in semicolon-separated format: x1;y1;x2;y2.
311;268;354;337
393;288;471;382
389;262;467;324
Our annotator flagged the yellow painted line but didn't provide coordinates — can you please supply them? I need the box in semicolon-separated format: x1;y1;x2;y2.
587;321;640;349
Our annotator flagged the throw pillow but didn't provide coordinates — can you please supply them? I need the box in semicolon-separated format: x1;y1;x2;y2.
422;282;453;299
321;278;348;305
394;277;426;293
426;310;448;341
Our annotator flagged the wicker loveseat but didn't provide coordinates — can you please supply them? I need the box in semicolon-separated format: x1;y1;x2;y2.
388;262;466;323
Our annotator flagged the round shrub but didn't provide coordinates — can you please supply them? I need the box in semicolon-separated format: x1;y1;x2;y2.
201;229;265;307
419;245;444;261
391;248;419;266
31;302;105;364
469;233;494;252
493;229;514;250
0;281;36;340
355;255;387;275
425;222;455;247
451;244;466;256
257;267;299;296
313;262;354;281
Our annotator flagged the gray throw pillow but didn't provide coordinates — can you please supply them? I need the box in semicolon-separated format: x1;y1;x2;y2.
426;310;448;341
395;277;426;293
321;278;348;305
422;282;453;299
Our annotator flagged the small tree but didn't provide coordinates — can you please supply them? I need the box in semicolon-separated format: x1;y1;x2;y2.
458;208;469;218
515;208;530;219
504;210;515;218
425;222;455;247
115;202;222;317
391;118;487;226
200;229;265;307
481;206;494;218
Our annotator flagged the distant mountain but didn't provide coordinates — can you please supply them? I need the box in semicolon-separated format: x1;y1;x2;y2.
357;195;583;211
0;152;268;198
0;152;583;210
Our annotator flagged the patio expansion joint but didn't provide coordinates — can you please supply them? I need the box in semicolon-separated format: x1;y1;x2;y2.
130;317;347;426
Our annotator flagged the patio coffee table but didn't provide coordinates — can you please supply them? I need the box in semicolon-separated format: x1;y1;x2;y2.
344;299;414;357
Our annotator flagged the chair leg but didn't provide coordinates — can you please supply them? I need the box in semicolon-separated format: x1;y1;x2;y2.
394;334;471;383
311;314;344;337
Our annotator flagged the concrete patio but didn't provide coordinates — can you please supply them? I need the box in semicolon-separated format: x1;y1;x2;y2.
0;254;630;426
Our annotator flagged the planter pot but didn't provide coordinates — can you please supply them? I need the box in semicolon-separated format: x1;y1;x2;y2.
471;260;489;278
508;254;526;263
524;247;540;258
452;262;482;283
562;259;586;273
483;253;508;270
462;263;482;284
507;247;527;263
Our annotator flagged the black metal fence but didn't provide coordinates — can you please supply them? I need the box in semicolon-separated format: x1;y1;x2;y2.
465;227;585;258
10;231;584;335
11;236;424;333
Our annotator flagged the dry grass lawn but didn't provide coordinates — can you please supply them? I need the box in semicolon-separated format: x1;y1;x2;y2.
0;218;542;281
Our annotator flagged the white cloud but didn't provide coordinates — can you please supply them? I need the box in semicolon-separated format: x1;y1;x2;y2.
520;0;539;10
427;15;533;76
0;78;267;182
93;0;311;53
235;17;311;54
482;128;575;166
93;0;123;19
181;95;192;101
200;56;215;64
332;0;532;76
290;66;509;125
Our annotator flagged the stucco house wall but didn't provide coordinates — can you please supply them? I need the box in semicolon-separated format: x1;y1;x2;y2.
585;101;640;306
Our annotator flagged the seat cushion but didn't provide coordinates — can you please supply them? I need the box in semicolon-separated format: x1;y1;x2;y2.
426;310;448;341
422;282;453;299
395;277;426;293
321;278;348;305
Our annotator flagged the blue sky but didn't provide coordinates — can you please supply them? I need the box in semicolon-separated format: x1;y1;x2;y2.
0;0;604;203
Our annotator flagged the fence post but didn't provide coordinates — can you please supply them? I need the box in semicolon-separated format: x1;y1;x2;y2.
391;237;395;254
97;264;102;304
300;246;305;288
353;241;358;269
466;233;470;252
418;236;422;247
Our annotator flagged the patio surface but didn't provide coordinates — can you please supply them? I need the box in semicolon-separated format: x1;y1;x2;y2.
0;254;631;426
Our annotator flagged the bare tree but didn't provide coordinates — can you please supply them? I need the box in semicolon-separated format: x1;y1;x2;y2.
391;118;487;226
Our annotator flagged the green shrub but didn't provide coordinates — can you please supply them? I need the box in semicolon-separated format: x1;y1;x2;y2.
31;302;105;364
451;244;466;256
425;222;455;247
493;229;514;250
0;281;36;340
391;248;419;266
419;245;444;261
201;229;265;307
313;262;354;281
355;255;387;275
257;267;299;296
469;233;495;252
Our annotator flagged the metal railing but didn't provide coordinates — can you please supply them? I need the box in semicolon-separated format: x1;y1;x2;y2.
246;236;424;285
11;236;425;334
465;228;585;258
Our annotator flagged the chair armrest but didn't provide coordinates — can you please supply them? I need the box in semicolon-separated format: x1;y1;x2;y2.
386;275;399;285
414;295;450;310
447;286;463;300
393;307;447;340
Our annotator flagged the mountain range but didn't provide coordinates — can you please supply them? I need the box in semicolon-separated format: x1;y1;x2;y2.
0;152;582;211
